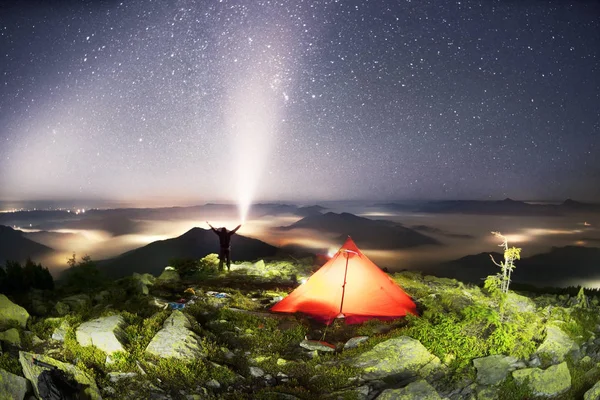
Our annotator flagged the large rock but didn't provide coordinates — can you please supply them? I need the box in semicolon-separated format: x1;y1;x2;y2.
0;294;29;329
299;339;335;352
76;315;128;354
473;354;519;386
0;368;29;400
54;301;70;316
145;311;203;360
0;328;21;347
157;267;180;282
376;380;444;399
536;324;578;363
505;292;536;313
344;336;369;350
18;351;102;400
52;320;70;342
132;272;156;286
512;361;571;397
351;336;442;380
585;380;600;400
60;294;91;312
27;289;50;316
132;273;156;295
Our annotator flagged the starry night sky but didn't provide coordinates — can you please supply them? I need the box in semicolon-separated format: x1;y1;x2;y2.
1;0;599;206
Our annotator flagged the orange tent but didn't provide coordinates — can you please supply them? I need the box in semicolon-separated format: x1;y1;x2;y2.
271;237;417;324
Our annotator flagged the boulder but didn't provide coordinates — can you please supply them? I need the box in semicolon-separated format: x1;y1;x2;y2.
76;315;128;354
344;336;369;350
132;273;156;295
505;292;536;313
512;361;571;397
352;336;442;380
145;311;203;360
60;294;91;312
93;290;111;303
376;380;444;399
536;324;579;363
299;339;335;352
18;351;101;400
0;368;29;400
52;320;70;342
27;289;50;316
249;366;264;377
473;354;519;386
585;380;600;400
132;272;156;286
0;328;21;348
54;301;70;316
157;267;180;281
0;294;29;329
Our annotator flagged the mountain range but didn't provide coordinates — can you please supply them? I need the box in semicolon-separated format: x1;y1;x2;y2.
379;198;600;216
277;212;440;249
0;225;55;265
422;246;600;288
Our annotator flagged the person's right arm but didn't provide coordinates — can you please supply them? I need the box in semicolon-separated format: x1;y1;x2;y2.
206;221;218;234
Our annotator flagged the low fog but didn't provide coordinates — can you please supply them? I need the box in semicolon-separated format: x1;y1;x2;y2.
3;202;598;287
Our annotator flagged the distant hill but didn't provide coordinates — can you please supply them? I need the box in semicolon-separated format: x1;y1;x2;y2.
418;198;561;216
380;198;600;216
99;227;280;278
40;215;144;236
410;225;474;239
295;205;327;217
424;246;600;288
277;212;440;249
0;225;55;265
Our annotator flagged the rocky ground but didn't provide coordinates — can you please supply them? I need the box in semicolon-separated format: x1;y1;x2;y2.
2;256;600;399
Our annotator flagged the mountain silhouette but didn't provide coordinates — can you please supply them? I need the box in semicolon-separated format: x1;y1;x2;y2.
277;212;440;249
424;246;600;288
100;227;279;278
0;225;55;265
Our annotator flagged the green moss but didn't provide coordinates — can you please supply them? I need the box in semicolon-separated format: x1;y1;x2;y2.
144;357;236;393
0;353;22;376
561;308;600;344
30;317;61;340
497;375;534;400
563;357;600;400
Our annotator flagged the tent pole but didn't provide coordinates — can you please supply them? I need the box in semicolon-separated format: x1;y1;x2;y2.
339;252;350;315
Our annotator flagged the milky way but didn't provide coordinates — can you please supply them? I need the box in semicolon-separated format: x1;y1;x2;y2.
1;0;599;205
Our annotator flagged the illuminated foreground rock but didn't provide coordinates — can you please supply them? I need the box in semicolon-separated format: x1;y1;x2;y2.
352;336;443;380
0;294;29;329
512;361;571;397
376;380;444;399
76;315;128;354
145;310;204;360
0;368;29;400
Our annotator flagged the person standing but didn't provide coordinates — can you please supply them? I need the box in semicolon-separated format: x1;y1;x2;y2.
206;222;241;271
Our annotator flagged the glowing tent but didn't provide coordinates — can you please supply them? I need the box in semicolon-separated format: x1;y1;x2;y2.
271;237;417;324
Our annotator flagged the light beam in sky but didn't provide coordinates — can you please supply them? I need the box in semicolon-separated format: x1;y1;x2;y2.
225;29;292;223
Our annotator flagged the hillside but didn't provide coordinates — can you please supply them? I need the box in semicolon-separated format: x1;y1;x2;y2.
0;225;55;264
425;245;600;288
99;227;279;278
277;212;440;249
3;257;600;399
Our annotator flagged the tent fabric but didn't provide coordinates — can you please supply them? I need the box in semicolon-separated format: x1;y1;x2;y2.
270;237;417;324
